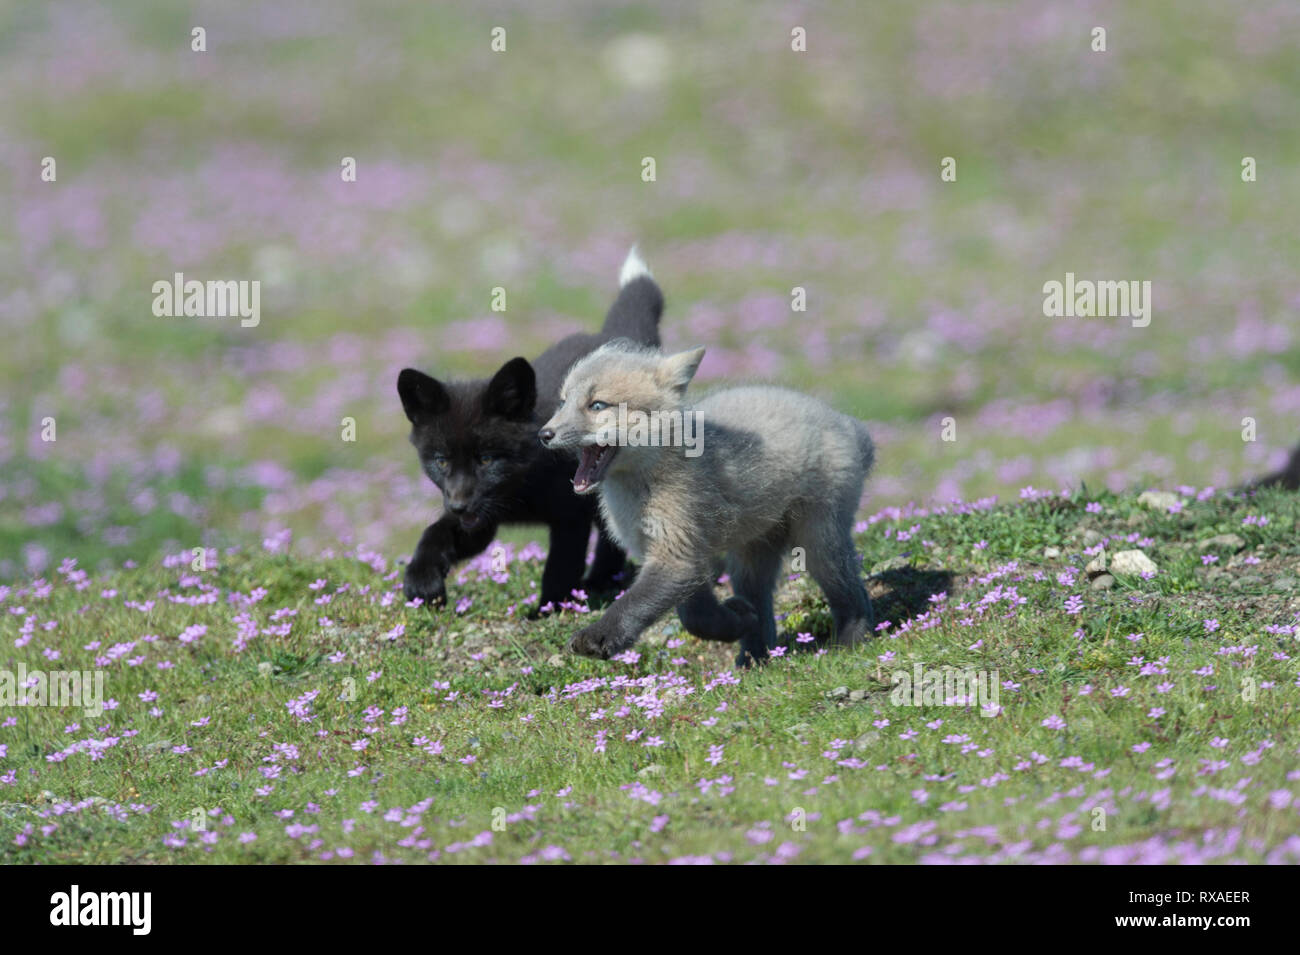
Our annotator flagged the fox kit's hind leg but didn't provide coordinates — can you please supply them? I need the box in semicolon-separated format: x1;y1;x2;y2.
539;516;593;611
582;516;627;595
676;585;757;645
727;541;783;666
802;509;874;647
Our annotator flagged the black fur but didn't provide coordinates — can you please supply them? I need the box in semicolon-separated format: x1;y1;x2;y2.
1253;443;1300;491
397;275;663;609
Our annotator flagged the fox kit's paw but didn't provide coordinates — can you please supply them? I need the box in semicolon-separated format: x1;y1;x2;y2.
728;596;771;668
580;570;624;599
402;563;447;607
722;595;759;635
724;596;766;668
568;620;624;659
524;600;570;621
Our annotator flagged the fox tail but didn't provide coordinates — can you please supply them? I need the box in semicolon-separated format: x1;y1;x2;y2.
600;246;663;347
1253;443;1300;491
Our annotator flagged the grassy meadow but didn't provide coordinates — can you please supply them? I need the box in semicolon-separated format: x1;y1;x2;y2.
4;488;1300;863
1;1;1299;864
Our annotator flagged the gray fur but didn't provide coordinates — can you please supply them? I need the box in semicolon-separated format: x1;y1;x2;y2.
540;341;876;665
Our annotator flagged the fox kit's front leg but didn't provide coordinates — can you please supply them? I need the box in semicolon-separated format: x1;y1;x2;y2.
404;515;497;606
569;554;702;659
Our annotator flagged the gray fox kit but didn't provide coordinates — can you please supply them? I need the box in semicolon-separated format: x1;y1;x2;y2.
539;338;876;665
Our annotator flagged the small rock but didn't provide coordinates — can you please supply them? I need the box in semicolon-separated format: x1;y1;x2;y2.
1272;577;1298;592
1231;575;1265;590
1082;529;1103;547
1198;534;1245;553
637;764;664;778
826;686;849;700
853;731;881;751
1090;573;1116;591
1137;491;1180;512
1085;551;1107;577
546;654;565;667
870;555;911;575
1043;546;1061;559
785;722;813;740
848;689;870;702
1111;550;1158;577
143;739;173;754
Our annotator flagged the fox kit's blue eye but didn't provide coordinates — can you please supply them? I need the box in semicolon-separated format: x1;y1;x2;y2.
432;455;448;470
478;453;494;466
589;400;608;412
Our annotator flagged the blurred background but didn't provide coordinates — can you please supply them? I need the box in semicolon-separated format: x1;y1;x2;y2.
2;0;1298;578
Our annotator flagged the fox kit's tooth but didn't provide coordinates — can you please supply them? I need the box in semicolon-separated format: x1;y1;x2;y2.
619;246;652;287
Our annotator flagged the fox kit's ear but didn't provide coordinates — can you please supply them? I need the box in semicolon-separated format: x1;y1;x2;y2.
483;356;537;420
656;346;706;395
397;368;450;423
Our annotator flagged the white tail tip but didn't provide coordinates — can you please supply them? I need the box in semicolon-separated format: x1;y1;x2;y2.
619;245;652;287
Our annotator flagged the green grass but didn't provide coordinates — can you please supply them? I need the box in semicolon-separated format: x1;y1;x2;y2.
3;488;1298;863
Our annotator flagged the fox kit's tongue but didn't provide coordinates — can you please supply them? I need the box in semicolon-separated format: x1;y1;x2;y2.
573;444;615;494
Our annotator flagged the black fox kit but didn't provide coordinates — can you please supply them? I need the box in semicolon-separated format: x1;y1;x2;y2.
397;251;663;610
1253;443;1300;491
539;339;876;665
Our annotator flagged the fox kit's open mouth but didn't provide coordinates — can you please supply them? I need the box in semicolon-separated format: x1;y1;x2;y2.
573;444;617;494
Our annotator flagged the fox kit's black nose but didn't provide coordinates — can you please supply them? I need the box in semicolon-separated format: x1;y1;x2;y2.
538;428;555;446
